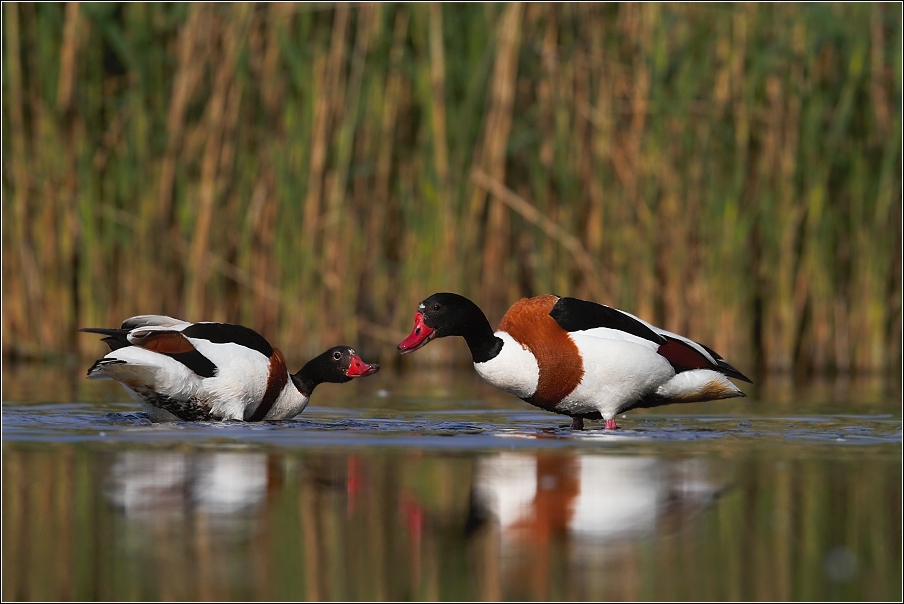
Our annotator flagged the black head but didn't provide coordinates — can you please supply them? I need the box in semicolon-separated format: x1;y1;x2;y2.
397;293;495;356
292;346;380;395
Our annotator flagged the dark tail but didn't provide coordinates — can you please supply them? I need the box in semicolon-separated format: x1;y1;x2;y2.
715;359;753;383
87;357;127;376
79;327;131;351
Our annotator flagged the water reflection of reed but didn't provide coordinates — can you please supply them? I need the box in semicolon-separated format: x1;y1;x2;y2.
2;445;900;600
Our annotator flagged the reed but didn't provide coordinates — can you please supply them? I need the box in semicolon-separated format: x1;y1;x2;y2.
2;2;900;375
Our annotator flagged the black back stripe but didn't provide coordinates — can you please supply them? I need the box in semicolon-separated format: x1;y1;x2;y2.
182;322;273;357
549;297;666;344
165;350;218;378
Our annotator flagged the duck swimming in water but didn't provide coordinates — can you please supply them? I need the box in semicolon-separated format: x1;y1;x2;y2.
398;293;750;429
83;315;379;422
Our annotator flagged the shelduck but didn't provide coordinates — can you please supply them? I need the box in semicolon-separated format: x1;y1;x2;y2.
397;293;751;430
82;315;379;422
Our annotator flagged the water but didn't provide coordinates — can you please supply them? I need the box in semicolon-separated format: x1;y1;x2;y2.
2;364;901;601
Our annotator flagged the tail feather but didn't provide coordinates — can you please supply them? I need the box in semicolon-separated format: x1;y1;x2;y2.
632;370;746;410
80;327;131;351
86;358;127;379
715;359;752;383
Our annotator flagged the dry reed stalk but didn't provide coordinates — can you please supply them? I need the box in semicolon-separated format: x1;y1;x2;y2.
365;9;407;316
626;3;655;323
475;2;522;320
527;4;559;298
154;4;207;317
322;3;375;343
56;2;83;353
885;200;902;370
56;2;80;114
683;123;707;344
185;8;241;319
471;170;605;301
305;4;349;246
4;4;41;352
245;6;286;338
300;51;328;287
772;20;805;371
428;3;455;281
572;43;592;300
581;6;607;287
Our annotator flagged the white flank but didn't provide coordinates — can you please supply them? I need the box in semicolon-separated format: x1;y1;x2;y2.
182;338;271;419
264;387;310;420
558;332;675;419
89;346;202;400
571;325;662;351
473;332;540;399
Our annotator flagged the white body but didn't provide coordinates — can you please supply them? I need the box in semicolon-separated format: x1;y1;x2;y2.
473;325;743;421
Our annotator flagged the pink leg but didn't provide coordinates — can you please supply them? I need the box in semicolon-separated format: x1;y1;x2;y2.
605;419;618;430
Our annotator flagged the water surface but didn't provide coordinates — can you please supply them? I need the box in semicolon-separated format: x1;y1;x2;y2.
2;364;901;601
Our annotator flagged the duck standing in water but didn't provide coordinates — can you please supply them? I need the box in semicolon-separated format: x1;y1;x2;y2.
398;293;751;430
82;315;379;422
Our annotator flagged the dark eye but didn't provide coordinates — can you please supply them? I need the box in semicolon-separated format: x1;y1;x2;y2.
432;303;441;311
333;351;342;360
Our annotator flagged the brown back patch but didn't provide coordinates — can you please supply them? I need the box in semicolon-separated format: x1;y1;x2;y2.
247;348;289;421
497;296;584;410
134;331;197;354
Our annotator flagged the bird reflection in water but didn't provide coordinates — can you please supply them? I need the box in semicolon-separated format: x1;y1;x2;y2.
105;451;284;528
466;453;722;595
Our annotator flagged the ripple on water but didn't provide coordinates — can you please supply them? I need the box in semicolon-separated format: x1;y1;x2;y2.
1;401;901;449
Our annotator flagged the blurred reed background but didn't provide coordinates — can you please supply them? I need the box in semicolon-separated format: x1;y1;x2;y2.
2;2;901;376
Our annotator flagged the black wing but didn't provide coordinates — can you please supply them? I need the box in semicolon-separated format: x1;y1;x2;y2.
181;322;273;358
549;297;666;345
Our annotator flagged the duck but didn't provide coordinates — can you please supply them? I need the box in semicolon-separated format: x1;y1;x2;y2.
81;315;380;422
397;293;751;430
